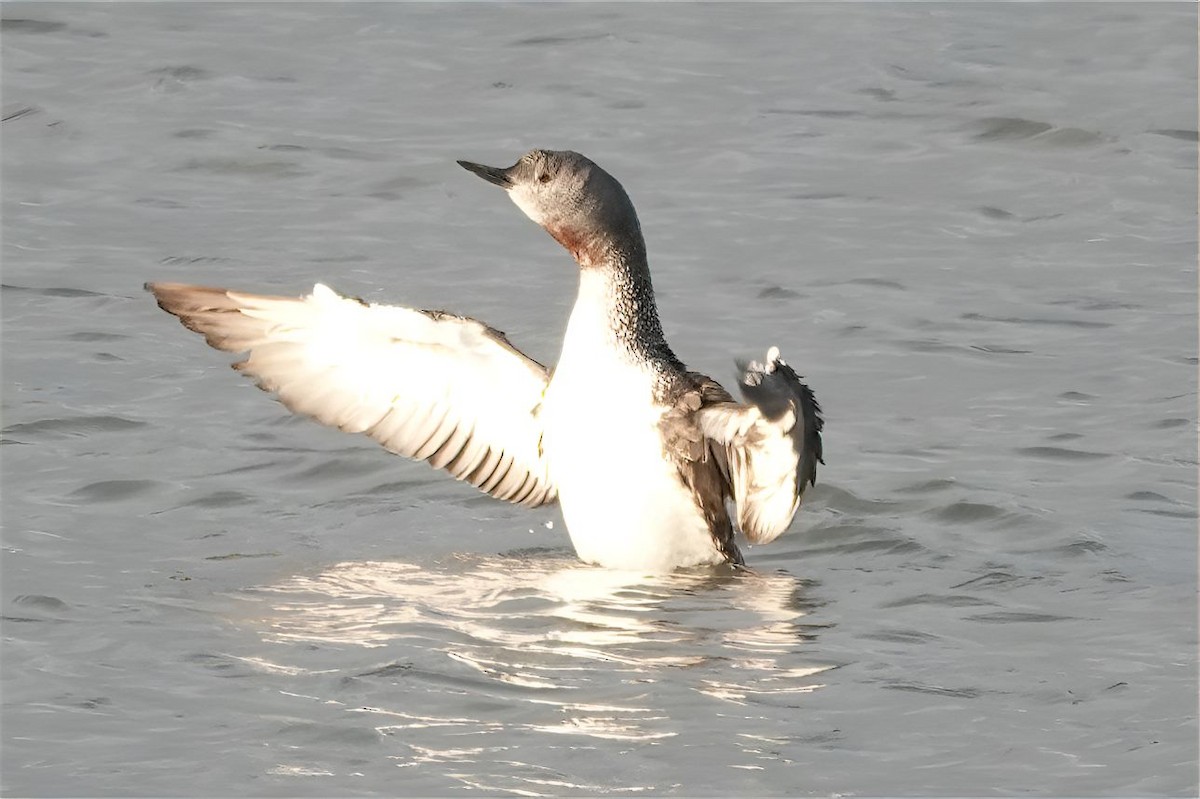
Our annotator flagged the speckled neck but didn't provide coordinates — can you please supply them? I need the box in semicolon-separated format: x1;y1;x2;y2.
574;251;684;374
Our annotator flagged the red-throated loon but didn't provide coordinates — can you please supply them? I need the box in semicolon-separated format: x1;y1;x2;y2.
147;149;823;572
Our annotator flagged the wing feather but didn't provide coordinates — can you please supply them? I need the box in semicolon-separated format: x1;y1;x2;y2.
429;420;475;470
481;453;515;494
468;446;503;486
697;349;823;544
147;281;557;507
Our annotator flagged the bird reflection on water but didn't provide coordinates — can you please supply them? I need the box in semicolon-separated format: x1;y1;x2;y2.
240;553;835;751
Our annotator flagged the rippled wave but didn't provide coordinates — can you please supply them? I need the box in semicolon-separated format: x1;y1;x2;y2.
239;554;835;754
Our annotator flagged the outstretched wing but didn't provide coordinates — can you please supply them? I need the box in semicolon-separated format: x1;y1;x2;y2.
147;282;557;507
696;348;823;544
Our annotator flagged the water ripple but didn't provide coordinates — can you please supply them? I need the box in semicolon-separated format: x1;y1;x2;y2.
66;479;165;503
964;611;1079;624
1;18;67;34
242;556;835;746
3;415;146;440
1016;446;1112;461
968;116;1110;147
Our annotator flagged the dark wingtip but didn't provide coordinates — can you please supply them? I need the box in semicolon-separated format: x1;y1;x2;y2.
779;359;824;480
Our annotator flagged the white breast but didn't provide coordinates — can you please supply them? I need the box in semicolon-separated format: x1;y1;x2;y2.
540;272;722;572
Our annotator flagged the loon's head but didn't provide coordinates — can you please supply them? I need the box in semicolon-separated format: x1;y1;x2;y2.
458;149;644;267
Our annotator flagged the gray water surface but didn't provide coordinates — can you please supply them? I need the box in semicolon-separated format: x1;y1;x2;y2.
2;4;1197;796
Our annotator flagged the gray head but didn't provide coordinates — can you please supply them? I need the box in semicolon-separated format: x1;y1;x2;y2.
458;149;645;267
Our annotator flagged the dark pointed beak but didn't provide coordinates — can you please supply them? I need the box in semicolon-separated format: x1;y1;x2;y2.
457;160;514;189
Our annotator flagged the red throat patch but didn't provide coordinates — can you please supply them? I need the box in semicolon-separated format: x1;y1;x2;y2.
545;222;594;266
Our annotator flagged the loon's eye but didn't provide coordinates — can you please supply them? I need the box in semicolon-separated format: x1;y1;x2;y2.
538;172;552;184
